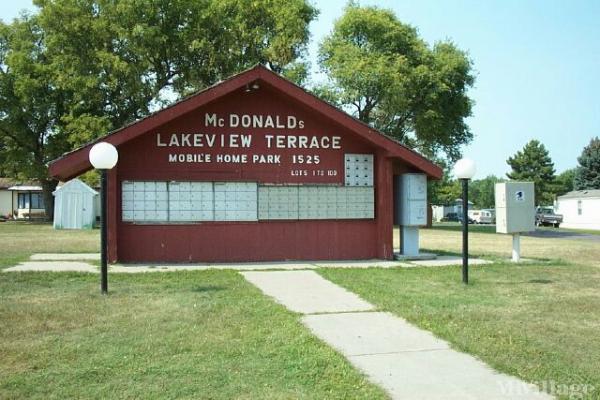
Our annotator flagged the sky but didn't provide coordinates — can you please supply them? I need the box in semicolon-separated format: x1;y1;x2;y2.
2;0;599;179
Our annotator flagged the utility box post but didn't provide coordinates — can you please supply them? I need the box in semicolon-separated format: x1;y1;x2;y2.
395;173;427;257
495;182;535;262
512;232;521;262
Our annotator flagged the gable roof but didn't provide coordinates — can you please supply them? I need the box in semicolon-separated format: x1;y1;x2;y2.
558;189;600;200
0;178;41;190
53;178;98;196
49;65;442;181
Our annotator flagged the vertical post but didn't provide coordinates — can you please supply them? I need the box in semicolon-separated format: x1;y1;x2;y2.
100;169;108;294
512;233;521;262
461;178;469;284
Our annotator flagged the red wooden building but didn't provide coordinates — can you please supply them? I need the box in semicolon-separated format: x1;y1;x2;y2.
49;65;442;263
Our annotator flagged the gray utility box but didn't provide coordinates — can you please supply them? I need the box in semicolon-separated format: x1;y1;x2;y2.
395;173;427;257
495;182;535;234
396;173;427;226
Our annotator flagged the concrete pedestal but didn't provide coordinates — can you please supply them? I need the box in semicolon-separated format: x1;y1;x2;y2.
400;226;420;257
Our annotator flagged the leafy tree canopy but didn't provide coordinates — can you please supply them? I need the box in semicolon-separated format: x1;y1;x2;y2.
317;3;475;162
574;137;600;190
469;175;503;209
550;168;576;197
506;139;555;205
0;0;318;218
430;173;503;209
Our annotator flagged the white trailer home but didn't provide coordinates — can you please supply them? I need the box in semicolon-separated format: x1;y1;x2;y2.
556;190;600;231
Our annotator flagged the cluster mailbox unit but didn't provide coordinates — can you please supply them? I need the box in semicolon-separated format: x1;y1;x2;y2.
396;173;428;257
495;181;535;262
49;66;442;263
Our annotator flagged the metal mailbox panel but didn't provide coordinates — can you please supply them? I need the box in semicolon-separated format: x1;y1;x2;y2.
397;174;427;226
495;182;535;233
345;154;374;186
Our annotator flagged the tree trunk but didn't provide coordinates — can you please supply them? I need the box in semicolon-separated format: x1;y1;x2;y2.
41;179;59;222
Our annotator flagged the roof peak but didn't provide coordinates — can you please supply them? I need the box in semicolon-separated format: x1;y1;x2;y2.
49;66;441;181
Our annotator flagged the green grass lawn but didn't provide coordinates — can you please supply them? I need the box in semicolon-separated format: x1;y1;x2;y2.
0;271;386;399
320;263;600;399
0;222;99;269
2;223;600;399
313;225;600;399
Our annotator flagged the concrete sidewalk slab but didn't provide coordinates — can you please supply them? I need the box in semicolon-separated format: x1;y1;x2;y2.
303;311;550;399
241;270;375;314
349;350;551;400
110;262;316;273
302;312;449;355
4;258;411;274
408;255;492;267
30;253;100;261
394;252;437;261
4;261;97;273
314;260;411;268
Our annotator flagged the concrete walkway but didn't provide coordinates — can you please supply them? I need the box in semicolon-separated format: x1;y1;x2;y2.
29;253;100;261
4;261;97;273
241;270;552;400
408;255;492;267
242;271;374;313
4;254;491;274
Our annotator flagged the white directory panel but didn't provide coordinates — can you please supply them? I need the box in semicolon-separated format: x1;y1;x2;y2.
214;182;257;221
258;186;299;220
122;180;169;222
168;181;213;222
345;154;374;186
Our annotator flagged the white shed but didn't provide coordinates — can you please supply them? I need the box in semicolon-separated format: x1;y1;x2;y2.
53;179;98;229
556;189;600;231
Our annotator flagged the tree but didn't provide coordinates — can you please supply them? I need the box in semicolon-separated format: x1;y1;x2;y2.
470;175;502;209
0;16;72;217
506;140;555;205
432;179;461;206
0;0;318;218
574;137;600;190
552;168;576;197
317;3;475;162
428;159;461;205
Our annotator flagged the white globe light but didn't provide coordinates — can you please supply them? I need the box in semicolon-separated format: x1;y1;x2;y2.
454;158;476;180
89;142;119;170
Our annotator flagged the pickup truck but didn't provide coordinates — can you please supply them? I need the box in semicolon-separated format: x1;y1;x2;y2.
535;207;563;228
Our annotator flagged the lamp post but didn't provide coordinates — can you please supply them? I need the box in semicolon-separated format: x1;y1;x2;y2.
89;142;119;294
453;158;476;284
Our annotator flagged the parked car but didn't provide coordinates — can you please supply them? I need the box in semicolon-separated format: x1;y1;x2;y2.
535;207;563;228
458;215;476;224
441;212;459;222
441;212;475;224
